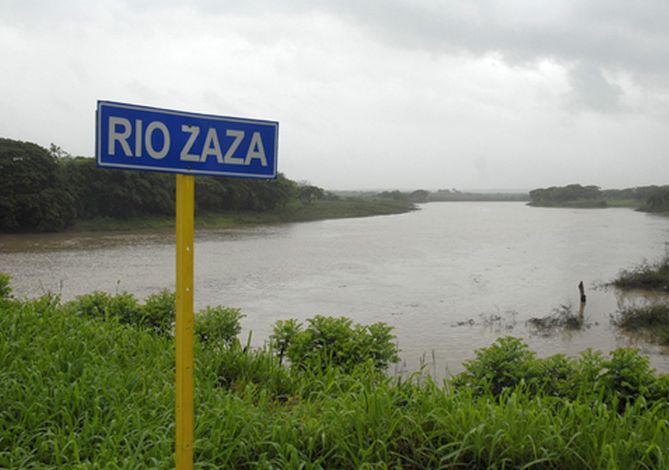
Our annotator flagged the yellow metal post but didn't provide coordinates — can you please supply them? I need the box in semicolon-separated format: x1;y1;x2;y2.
175;173;195;469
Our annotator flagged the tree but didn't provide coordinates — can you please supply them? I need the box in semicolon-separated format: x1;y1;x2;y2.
0;138;74;231
298;185;325;204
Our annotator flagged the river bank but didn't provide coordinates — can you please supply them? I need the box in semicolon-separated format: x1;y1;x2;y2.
66;198;416;233
3;202;669;376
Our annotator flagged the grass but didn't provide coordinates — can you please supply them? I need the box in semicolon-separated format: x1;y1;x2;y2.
606;199;644;208
613;256;669;292
69;198;415;233
2;287;669;468
613;303;669;345
527;304;586;334
612;255;669;344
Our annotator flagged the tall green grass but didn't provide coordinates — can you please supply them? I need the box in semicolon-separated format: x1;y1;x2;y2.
2;282;669;468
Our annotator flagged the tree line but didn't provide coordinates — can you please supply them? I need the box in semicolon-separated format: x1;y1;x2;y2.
0;138;322;232
529;183;669;210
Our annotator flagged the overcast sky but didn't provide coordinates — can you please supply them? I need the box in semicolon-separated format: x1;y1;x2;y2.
2;0;669;190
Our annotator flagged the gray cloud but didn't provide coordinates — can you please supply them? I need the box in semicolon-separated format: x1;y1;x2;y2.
565;63;624;113
2;1;669;189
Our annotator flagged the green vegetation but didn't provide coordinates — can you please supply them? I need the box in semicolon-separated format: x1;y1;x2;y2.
0;138;414;233
195;306;245;348
370;189;529;203
612;255;669;346
638;187;669;213
613;256;669;292
528;183;669;210
69;198;415;232
614;303;669;345
529;184;607;208
427;189;529;202
272;315;400;373
2;273;669;468
0;139;76;231
527;304;585;333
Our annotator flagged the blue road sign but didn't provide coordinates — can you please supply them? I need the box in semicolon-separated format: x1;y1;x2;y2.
96;101;278;178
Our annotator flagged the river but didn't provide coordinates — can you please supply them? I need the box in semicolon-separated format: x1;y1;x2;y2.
2;202;669;376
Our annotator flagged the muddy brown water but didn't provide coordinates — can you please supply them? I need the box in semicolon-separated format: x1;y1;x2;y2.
2;202;669;376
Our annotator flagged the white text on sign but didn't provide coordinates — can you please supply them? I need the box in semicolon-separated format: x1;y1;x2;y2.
108;118;268;166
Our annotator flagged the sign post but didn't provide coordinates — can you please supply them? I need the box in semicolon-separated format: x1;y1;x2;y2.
175;173;195;468
96;101;278;469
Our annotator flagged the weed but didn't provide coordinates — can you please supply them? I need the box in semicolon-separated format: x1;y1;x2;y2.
527;304;587;335
613;303;669;345
613;256;669;292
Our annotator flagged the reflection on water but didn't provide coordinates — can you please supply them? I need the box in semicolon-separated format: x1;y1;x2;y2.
2;202;669;376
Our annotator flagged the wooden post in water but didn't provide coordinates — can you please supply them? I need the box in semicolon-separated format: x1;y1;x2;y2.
578;281;586;318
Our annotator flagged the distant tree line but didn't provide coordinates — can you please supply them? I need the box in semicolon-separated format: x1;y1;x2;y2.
529;183;669;211
0;138;307;232
528;184;606;207
427;189;529;202
374;189;528;203
639;187;669;212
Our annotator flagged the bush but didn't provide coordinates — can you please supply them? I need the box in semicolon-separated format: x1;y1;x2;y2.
453;337;669;410
195;306;244;348
65;291;141;324
64;290;175;336
140;289;176;335
282;315;399;373
601;348;656;406
454;337;539;396
269;319;302;364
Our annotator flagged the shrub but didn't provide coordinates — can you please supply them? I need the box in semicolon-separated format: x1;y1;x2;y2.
65;290;176;336
535;353;577;397
269;319;302;364
454;336;539;396
453;338;669;410
195;306;244;348
64;291;141;325
284;315;399;373
601;348;656;407
140;289;176;335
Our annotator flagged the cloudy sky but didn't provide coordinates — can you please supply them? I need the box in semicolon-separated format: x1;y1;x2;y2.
1;0;668;190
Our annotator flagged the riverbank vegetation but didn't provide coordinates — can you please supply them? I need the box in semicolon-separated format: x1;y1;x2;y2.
426;188;529;202
613;255;669;292
2;274;669;468
613;303;669;345
612;254;669;346
0;138;413;233
529;183;669;210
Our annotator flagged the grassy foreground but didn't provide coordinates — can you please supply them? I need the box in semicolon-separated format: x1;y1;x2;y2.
2;286;669;468
70;198;415;232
